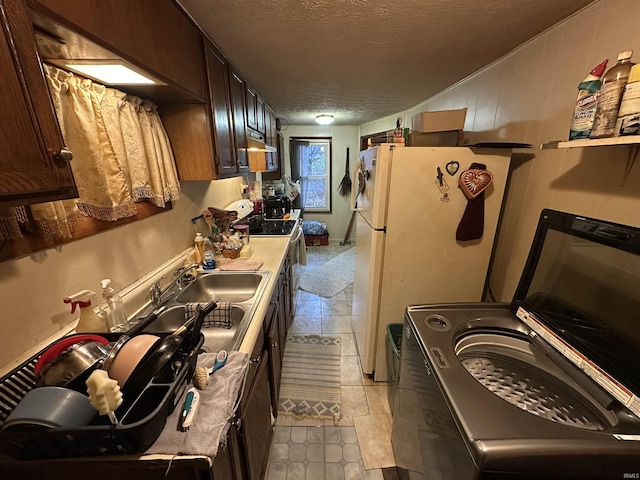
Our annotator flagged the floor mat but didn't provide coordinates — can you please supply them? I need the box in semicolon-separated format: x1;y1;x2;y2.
299;248;355;297
278;334;341;421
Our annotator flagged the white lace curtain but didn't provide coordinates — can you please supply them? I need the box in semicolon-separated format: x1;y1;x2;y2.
0;64;180;241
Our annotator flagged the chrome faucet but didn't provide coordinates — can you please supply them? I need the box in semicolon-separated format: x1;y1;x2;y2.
149;263;199;306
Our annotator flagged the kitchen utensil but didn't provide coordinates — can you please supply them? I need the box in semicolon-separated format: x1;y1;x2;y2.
193;349;227;389
86;369;123;425
122;300;216;400
1;386;96;431
106;334;161;388
179;387;200;432
339;147;351;197
36;340;110;388
34;334;109;376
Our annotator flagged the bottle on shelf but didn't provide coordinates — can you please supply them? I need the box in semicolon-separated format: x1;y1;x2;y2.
100;279;129;332
590;51;635;138
615;63;640;136
64;290;106;333
569;59;608;140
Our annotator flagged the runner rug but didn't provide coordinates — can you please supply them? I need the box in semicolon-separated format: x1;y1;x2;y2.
299;248;355;298
278;334;341;421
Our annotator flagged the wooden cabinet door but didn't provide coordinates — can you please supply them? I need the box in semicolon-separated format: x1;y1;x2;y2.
256;97;265;134
0;0;77;206
266;300;282;416
30;0;204;99
229;68;249;174
245;86;258;131
205;42;236;178
212;424;245;480
239;350;272;480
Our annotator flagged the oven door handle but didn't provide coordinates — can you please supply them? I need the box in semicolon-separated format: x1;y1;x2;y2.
290;224;303;244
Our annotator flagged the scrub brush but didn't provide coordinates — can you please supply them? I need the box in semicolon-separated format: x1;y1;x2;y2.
193;350;228;389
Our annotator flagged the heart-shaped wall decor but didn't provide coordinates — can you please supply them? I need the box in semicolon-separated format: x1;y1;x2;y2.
445;160;459;175
459;169;493;199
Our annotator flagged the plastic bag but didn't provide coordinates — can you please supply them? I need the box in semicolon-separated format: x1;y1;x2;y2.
302;220;326;235
283;176;300;201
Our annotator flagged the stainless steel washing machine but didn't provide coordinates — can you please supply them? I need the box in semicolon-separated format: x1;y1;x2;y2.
392;209;640;479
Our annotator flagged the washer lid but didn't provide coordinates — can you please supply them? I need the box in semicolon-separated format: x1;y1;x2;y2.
511;209;640;406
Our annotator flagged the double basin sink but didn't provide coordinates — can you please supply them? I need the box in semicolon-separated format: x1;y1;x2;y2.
134;270;271;353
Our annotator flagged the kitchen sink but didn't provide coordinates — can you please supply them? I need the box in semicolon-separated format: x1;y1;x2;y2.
175;271;265;304
142;303;247;353
133;270;271;352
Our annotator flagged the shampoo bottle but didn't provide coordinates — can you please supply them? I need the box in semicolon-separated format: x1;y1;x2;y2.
100;279;129;332
569;59;608;140
591;51;635;138
64;290;106;333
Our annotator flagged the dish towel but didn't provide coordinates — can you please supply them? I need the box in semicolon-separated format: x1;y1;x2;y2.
218;259;263;271
185;301;233;328
146;351;249;458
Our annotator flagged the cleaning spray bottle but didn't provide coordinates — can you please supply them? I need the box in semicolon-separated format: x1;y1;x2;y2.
64;290;107;333
100;279;129;332
569;59;608;140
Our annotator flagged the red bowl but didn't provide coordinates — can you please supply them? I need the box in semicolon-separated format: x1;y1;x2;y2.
34;334;109;375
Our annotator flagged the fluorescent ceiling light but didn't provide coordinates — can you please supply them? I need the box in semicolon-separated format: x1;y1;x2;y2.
315;114;335;125
64;62;158;85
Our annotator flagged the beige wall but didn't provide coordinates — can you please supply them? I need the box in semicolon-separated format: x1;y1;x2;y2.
361;0;640;302
282;125;360;242
0;177;245;371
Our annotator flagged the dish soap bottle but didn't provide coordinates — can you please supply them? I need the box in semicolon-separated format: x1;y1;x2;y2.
194;232;204;265
591;51;635;138
569;59;608;140
64;290;106;333
202;237;216;270
100;279;130;332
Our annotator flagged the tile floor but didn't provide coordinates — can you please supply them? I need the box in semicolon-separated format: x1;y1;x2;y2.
267;241;396;480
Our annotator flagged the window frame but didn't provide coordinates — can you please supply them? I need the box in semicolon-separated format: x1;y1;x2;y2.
294;136;332;214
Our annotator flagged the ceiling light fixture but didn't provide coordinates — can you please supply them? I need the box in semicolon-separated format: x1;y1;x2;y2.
62;61;162;85
315;114;335;125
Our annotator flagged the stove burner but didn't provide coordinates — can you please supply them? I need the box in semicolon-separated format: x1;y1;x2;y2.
243;216;297;236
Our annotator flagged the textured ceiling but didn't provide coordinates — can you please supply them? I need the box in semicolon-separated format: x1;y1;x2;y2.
179;0;594;126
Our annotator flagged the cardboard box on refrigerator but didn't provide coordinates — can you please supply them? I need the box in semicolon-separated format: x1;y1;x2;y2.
411;108;467;133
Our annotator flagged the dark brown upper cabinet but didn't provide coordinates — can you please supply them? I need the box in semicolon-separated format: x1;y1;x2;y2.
245;86;258;131
229;66;249;175
28;0;205;102
256;96;265;134
0;0;77;207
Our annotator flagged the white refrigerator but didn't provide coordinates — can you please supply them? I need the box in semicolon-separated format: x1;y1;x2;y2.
350;145;512;380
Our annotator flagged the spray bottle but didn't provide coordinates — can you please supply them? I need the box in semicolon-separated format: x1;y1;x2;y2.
569;59;608;140
64;290;106;333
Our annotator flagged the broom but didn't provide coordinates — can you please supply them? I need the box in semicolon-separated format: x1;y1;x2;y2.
338;147;351;197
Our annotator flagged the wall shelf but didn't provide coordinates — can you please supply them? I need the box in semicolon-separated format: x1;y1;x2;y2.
541;135;640;185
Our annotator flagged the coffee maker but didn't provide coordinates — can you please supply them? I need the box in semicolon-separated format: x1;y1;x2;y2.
265;196;291;219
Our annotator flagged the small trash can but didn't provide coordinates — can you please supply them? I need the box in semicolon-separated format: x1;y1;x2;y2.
386;323;403;383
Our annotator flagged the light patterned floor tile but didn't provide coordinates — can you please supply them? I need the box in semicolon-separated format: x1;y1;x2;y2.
341;355;364;385
353;414;395;470
364;385;391;414
322;315;353;334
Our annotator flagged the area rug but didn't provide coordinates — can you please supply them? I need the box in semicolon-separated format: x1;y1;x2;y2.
299;248;355;297
278;334;341;421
